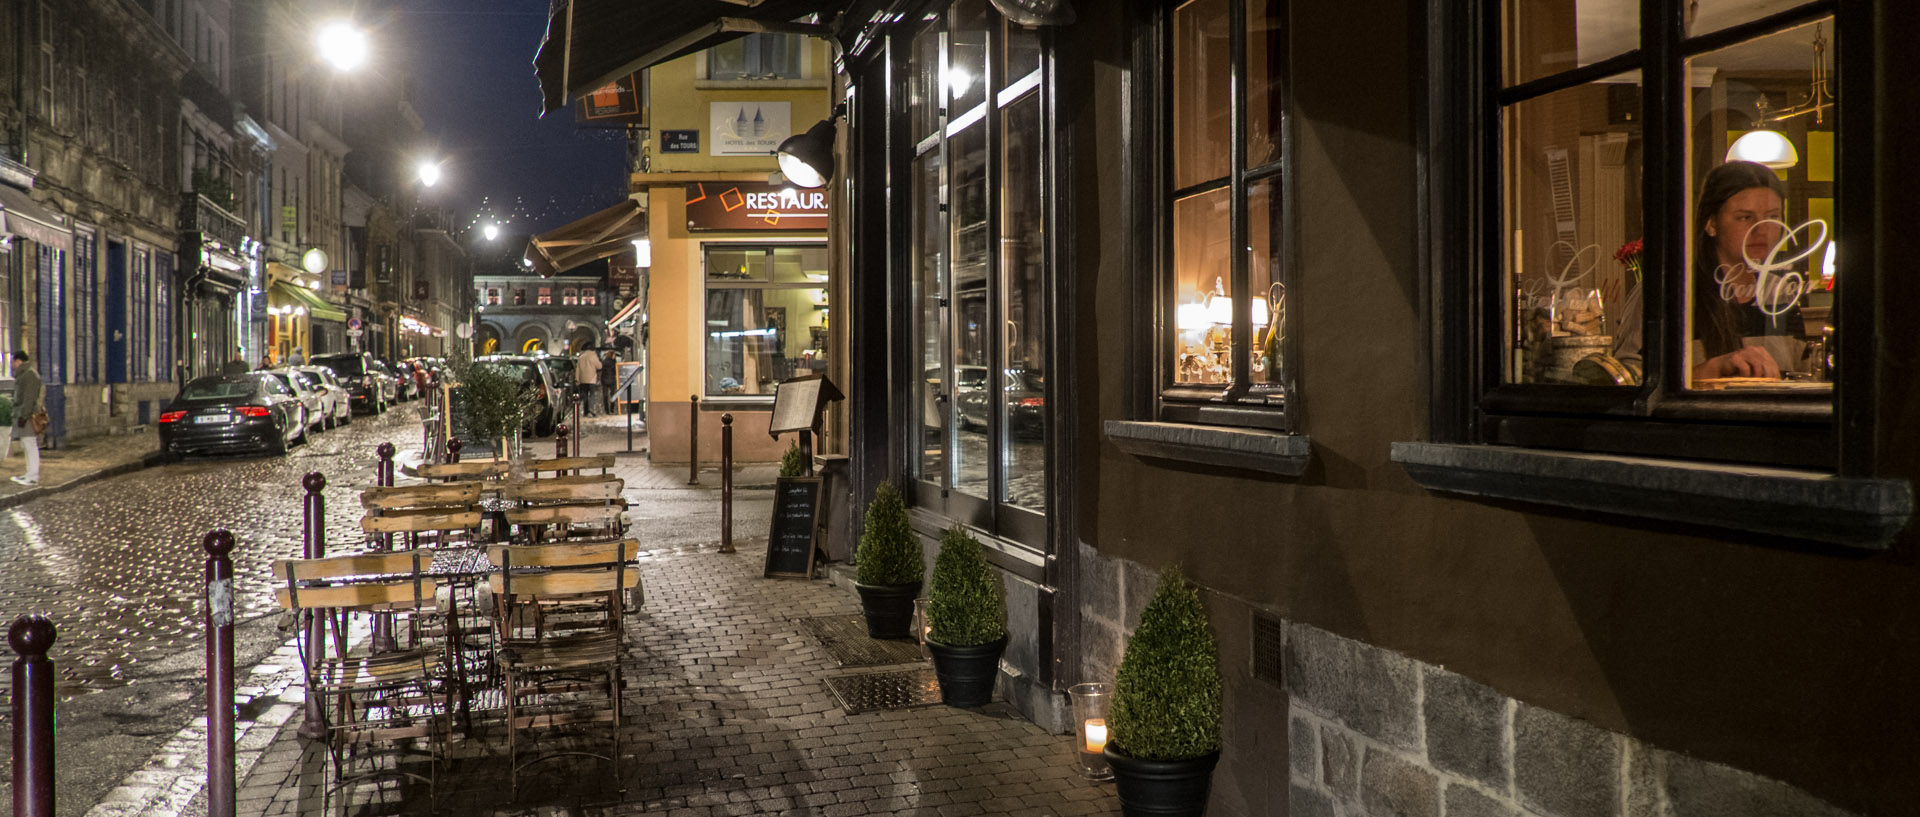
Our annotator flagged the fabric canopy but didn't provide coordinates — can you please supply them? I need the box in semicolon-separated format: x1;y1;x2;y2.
269;280;349;323
0;185;71;253
524;198;647;277
607;296;644;329
535;0;833;114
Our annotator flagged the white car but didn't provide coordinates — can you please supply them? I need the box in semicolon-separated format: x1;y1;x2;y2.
295;365;354;429
265;368;326;434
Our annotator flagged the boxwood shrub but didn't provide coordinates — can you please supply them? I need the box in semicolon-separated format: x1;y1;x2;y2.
1108;565;1221;761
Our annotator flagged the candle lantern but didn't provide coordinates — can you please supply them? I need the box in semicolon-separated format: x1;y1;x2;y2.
913;597;932;658
1068;682;1114;780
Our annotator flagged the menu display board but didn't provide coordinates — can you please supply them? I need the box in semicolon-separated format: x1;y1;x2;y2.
764;477;823;579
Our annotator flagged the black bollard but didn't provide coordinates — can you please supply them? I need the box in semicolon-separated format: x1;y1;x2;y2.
571;394;583;457
688;395;700;485
556;424;569;459
377;442;396;488
720;414;735;553
299;473;335;733
11;615;56;817
204;530;237;817
447;438;462;464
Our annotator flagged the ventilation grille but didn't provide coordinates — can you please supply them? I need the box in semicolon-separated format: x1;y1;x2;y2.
1252;610;1284;688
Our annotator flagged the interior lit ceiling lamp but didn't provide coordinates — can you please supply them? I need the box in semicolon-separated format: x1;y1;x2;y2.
989;0;1076;26
1725;25;1832;170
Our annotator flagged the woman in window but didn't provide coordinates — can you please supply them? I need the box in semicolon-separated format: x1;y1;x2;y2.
1689;160;1808;381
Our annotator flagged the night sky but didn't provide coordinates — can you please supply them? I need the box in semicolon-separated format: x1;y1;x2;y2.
375;0;628;235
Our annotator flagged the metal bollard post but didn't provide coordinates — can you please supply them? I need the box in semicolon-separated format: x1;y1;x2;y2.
447;438;462;464
556;424;570;459
377;442;396;487
571;394;583;457
688;395;701;485
720;414;735;553
203;530;237;817
11;614;56;817
299;473;338;732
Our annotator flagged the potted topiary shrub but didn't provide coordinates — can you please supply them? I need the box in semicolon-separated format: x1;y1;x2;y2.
925;526;1008;707
1104;565;1222;817
854;481;922;639
779;441;808;478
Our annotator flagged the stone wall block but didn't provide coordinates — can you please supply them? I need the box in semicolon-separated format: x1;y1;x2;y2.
1320;724;1360;801
1290;713;1319;782
1625;742;1666;817
1079;616;1124;687
1291;783;1338;817
1660;751;1856;817
1359;748;1439;817
1077;541;1122;624
1513;704;1620;817
1283;623;1422;752
1445;784;1523;817
1423;667;1510;789
1122;557;1156;633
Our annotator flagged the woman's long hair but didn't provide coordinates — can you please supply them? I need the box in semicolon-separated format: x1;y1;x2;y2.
1692;161;1787;360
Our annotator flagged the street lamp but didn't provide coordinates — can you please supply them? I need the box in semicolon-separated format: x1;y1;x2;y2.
417;160;443;188
483;223;500;241
316;21;369;72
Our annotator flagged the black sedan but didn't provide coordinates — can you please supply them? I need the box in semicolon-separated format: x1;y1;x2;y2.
158;374;307;460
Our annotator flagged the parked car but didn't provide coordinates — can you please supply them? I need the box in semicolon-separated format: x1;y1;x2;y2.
265;368;329;433
472;354;562;437
292;365;353;429
392;360;421;401
313;352;396;414
158;373;307;459
949;366;1045;438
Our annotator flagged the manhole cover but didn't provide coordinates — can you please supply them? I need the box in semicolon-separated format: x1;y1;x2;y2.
799;615;926;667
824;668;942;714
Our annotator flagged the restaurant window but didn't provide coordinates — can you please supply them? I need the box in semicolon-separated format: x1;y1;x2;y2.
583;287;597;306
486;288;500;305
1477;0;1844;467
707;34;804;81
1159;0;1289;428
536;287;551;305
904;1;1053;545
562;288;578;306
702;244;827;398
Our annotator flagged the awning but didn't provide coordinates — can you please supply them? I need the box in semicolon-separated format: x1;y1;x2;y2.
607;296;644;329
269;280;349;322
0;186;71;253
535;0;834;115
523;198;647;277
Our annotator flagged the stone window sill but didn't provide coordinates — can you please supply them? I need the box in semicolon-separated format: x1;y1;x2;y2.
1390;442;1913;550
1105;421;1311;477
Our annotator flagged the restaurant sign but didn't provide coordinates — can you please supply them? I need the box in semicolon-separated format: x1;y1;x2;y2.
684;182;828;232
709;102;790;156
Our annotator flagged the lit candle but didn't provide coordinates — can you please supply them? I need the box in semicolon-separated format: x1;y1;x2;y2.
1083;719;1108;754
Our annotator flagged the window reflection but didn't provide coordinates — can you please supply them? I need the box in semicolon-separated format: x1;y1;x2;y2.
1001;92;1046;512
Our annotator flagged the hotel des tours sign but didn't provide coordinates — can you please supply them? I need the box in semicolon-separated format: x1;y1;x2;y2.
684;182;828;232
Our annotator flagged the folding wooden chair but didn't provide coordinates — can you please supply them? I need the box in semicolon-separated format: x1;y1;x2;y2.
503;478;627;509
417;460;509;483
273;551;447;808
526;455;614;478
486;540;638;793
361;483;484;513
504;503;624;543
361;508;484;550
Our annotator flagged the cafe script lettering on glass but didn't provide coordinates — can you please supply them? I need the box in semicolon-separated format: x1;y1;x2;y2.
684;182;830;231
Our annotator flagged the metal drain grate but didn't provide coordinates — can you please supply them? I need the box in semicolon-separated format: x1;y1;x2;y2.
824;668;942;714
799;615;927;667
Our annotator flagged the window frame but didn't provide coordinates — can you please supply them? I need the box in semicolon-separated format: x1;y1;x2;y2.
1427;0;1876;475
699;242;829;402
1146;0;1298;432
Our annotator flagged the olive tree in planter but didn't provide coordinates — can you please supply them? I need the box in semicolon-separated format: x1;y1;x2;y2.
925;526;1007;707
854;481;922;639
1104;565;1222;817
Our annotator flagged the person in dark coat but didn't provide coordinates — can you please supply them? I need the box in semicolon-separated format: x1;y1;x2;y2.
599;347;618;413
3;350;43;486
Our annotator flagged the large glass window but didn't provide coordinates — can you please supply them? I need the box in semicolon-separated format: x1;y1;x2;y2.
906;1;1052;541
1484;0;1842;465
703;245;828;397
1164;0;1289;418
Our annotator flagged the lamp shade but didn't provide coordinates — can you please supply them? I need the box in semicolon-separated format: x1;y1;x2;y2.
1725;130;1799;170
778;118;838;189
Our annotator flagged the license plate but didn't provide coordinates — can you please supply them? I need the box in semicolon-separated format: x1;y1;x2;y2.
195;414;228;424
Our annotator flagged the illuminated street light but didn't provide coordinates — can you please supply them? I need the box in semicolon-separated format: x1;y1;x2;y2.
417;160;443;188
316;21;369;72
483;223;500;241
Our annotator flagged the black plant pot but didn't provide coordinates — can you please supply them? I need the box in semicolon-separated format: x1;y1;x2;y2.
854;581;921;639
1103;746;1220;817
926;635;1008;708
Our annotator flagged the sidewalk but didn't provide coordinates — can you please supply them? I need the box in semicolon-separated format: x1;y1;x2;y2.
90;416;1119;817
0;428;161;511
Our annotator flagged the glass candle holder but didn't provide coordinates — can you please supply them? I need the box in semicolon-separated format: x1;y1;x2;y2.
913;598;932;658
1068;682;1113;780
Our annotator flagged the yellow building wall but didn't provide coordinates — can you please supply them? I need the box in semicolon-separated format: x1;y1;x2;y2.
645;46;834;175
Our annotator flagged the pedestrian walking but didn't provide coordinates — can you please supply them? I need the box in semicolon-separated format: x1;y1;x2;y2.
221;350;251;376
576;345;602;416
3;350;45;486
598;346;617;414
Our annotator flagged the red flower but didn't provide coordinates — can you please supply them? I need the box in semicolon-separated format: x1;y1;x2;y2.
1614;240;1644;282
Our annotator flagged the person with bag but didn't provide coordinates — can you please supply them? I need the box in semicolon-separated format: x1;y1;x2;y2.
3;350;45;486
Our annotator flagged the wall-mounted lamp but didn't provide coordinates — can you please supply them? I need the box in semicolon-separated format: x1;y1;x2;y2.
777;103;847;190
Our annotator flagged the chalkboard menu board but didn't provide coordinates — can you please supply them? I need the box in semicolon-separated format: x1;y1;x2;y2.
765;477;823;579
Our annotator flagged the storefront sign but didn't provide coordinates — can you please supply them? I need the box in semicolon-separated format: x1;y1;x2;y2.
661;130;700;153
610;259;639;293
577;73;644;126
413;280;429;301
684;182;829;232
709;102;790;156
